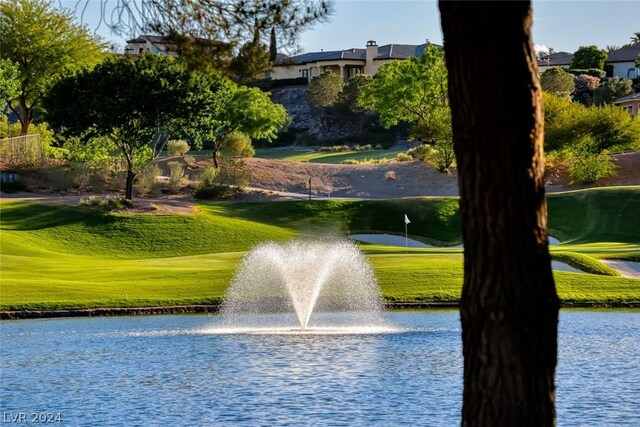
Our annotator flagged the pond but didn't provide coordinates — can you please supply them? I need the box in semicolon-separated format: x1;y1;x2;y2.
1;310;638;426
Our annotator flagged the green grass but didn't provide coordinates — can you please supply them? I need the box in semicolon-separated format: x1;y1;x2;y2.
254;148;405;164
551;252;619;276
1;186;639;310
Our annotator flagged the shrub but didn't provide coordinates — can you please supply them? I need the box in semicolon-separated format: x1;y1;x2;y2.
565;68;606;78
217;158;251;190
194;184;236;199
167;161;185;193
396;152;412;162
167;140;190;156
568;153;617;184
79;195;133;210
183;155;197;168
340;159;360;165
318;146;333;152
221;132;255;158
566;137;617;184
407;144;435;161
195;165;218;190
135;163;162;196
572;74;601;106
540;68;574;97
594;77;633;106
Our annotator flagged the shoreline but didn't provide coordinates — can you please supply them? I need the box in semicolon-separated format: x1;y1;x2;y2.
1;301;638;320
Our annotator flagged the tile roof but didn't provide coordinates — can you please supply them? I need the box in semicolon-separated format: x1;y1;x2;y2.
614;92;640;103
537;52;573;67
607;43;640;63
276;42;438;65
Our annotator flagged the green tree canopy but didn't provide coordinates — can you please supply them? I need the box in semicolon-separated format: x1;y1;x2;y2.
358;44;453;171
0;0;106;134
229;40;272;83
543;92;640;154
44;54;193;200
358;44;448;130
186;74;288;167
540;68;574;98
571;45;608;70
306;71;345;109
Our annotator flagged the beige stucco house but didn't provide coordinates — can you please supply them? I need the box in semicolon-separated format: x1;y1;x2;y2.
271;40;433;81
124;35;177;57
614;92;640;117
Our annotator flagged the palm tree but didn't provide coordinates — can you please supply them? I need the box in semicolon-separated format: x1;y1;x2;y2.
631;32;640;44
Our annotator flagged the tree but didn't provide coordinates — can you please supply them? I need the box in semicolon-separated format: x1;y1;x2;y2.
0;0;106;134
0;60;20;113
229;40;272;83
571;45;608;70
334;74;374;132
594;77;633;105
359;45;448;132
269;27;278;62
186;75;288;167
307;71;344;109
539;67;574;98
94;0;332;70
306;71;344;131
631;31;640;44
44;54;193;200
358;44;453;170
439;1;559;426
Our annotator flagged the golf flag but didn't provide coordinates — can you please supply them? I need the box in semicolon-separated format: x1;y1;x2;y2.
404;214;411;225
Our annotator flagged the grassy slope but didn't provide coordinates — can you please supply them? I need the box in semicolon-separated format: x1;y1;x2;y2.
1;187;639;310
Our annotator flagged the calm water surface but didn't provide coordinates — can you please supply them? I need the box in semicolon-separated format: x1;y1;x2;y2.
1;310;638;426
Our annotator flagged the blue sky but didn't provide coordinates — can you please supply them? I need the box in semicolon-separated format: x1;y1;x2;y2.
65;0;639;54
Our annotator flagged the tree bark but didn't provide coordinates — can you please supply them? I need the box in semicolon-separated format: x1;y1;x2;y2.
438;2;559;426
125;169;136;200
19;98;32;135
212;147;219;168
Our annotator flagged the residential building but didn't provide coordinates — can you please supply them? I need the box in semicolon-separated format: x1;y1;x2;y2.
614;92;640;117
124;35;177;57
271;40;433;81
537;52;573;73
606;43;640;79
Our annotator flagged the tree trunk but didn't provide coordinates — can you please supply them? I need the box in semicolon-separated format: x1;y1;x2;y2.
19;100;32;135
438;2;560;426
125;169;136;200
212;148;219;168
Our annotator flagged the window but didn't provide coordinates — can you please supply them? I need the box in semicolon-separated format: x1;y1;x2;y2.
301;69;309;79
627;68;637;79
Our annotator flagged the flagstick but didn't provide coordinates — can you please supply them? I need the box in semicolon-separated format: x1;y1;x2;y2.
405;221;408;254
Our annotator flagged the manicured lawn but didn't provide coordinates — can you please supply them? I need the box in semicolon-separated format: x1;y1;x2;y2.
1;186;639;310
254;147;405;164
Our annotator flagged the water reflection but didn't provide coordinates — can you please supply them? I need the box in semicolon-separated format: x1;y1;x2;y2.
1;311;638;426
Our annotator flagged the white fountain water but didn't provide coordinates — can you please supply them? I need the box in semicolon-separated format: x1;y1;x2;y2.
216;239;390;334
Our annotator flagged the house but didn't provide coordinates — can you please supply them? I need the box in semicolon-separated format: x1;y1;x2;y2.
537;52;573;73
614;92;640;117
124;35;177;57
271;40;433;81
606;43;640;79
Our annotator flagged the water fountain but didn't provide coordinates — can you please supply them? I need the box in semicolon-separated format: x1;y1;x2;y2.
217;239;389;334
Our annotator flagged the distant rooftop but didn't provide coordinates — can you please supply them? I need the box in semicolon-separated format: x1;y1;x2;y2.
607;43;640;63
537;52;573;67
276;42;438;65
